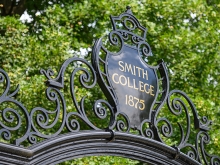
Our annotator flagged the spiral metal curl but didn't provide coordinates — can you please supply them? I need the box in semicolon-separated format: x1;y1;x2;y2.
0;69;10;96
211;157;220;165
0;69;30;145
109;31;122;46
0;128;11;140
144;128;154;139
28;133;37;144
115;112;130;132
155;90;218;163
138;41;152;57
117;120;126;132
164;90;195;149
188;151;196;159
180;143;198;160
66;112;81;132
40;68;55;80
138;120;154;139
201;116;213;129
94;100;113;116
0;108;21;130
131;35;141;44
156;117;173;138
120;31;129;40
66;99;115;131
30;87;66;139
194;128;220;165
70;61;96;108
69;61;98;130
67;58;115;130
107;31;124;54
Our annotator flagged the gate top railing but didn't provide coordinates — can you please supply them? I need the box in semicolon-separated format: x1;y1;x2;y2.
0;6;219;165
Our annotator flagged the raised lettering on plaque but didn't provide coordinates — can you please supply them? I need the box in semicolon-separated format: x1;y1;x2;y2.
92;7;158;128
107;45;157;127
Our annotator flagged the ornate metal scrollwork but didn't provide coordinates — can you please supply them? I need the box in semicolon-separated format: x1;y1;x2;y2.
154;89;220;164
0;68;31;145
0;6;219;165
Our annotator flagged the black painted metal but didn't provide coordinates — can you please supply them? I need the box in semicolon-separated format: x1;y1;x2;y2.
0;6;219;165
0;131;202;165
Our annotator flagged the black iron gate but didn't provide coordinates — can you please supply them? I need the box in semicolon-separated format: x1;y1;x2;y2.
0;7;219;165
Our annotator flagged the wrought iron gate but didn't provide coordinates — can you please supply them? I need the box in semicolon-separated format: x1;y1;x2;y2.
0;7;219;165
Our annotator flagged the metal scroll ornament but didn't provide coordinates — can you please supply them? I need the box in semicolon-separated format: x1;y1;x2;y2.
92;7;167;128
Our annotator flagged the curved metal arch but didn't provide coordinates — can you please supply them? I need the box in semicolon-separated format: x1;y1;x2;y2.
0;130;200;165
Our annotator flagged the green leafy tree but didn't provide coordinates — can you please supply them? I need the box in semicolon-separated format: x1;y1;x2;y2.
0;0;219;164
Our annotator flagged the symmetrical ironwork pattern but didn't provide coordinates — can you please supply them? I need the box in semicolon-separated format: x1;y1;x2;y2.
0;6;219;165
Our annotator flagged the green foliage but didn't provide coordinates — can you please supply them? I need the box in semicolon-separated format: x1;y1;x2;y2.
0;0;219;163
58;156;139;165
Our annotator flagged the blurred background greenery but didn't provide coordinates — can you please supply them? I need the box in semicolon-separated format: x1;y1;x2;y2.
0;0;219;164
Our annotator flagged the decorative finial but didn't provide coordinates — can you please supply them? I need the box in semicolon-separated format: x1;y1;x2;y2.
125;6;133;14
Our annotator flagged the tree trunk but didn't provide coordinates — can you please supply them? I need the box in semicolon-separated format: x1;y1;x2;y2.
0;0;26;16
